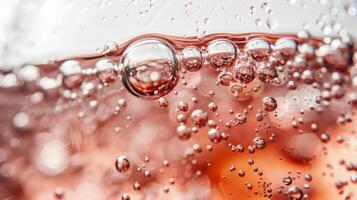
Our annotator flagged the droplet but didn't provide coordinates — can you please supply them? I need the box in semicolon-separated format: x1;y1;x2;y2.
266;17;278;30
121;38;179;99
207;39;238;69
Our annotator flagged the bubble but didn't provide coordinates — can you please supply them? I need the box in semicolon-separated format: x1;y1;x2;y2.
103;41;119;55
17;65;40;82
257;63;277;83
178;101;189;112
59;60;83;89
244;39;271;60
207;39;238;69
115;156;130;173
234;113;247;125
298;43;315;59
95;59;118;84
301;70;315;84
120;38;179;99
13;112;32;130
177;124;191;140
133;182;141;190
274;38;297;57
283;176;293;185
208;128;221;143
81;81;97;98
38;77;60;96
217;71;234;86
121;194;130;200
253;137;266;149
158;97;169;107
288;186;303;200
190;109;208;127
233;62;256;84
0;73;21;88
230;83;243;96
54;187;64;199
208;102;218;112
262;96;277;112
180;46;204;72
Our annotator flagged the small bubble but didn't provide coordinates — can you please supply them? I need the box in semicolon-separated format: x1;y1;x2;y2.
59;60;83;89
176;124;191;140
288;186;303;200
190;109;208;127
115;156;130;173
158;97;169;107
95;59;118;84
283;176;293;185
208;102;218;112
217;71;234;86
253;137;266;149
102;41;119;55
208;128;221;143
262;97;277;112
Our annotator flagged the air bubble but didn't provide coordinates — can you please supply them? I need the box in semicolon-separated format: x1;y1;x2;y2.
233;62;256;84
95;59;118;84
274;38;297;57
17;65;40;82
207;39;238;69
217;71;234;86
244;39;271;60
115;156;130;173
120;38;179;99
190;109;208;127
59;60;83;89
103;41;119;55
253;137;266;149
180;46;204;72
262;96;277;112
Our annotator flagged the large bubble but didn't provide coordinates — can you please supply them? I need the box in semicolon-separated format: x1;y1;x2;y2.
120;38;179;99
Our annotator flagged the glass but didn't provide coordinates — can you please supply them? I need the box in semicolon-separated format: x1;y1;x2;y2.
0;0;356;200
